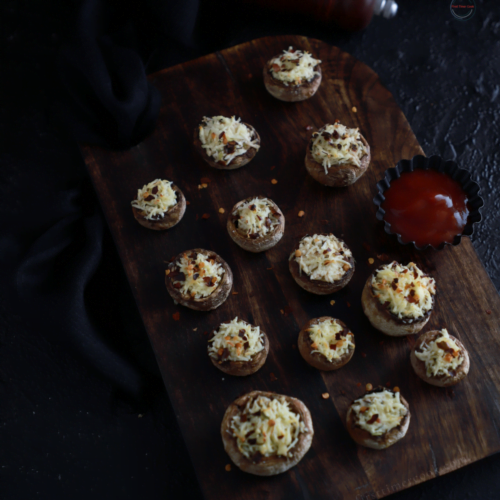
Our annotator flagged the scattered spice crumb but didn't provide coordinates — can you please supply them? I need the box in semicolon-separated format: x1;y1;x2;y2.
225;464;231;472
283;305;293;316
361;352;367;358
366;383;373;391
377;253;389;261
270;165;276;170
368;258;375;265
165;269;170;276
334;119;340;124
357;382;362;387
172;312;180;321
232;291;239;295
193;328;197;331
266;266;274;270
486;310;492;315
201;183;208;188
321;392;329;399
298;210;305;217
186;201;190;205
271;178;278;184
201;213;210;219
393;386;400;392
362;242;370;252
270;373;278;382
305;125;313;131
352;106;357;113
218;207;225;214
330;300;335;306
346;302;351;308
280;309;284;314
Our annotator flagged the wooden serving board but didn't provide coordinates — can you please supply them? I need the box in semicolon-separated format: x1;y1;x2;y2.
81;36;500;499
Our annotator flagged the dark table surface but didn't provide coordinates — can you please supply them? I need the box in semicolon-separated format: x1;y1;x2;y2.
2;0;500;499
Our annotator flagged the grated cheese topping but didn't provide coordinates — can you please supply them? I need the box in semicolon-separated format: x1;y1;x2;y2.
414;329;464;378
351;390;408;436
131;179;177;220
308;318;354;362
290;234;352;283
311;123;366;174
371;261;436;320
269;46;321;86
208;317;264;362
233;197;281;238
230;395;307;459
199;116;260;165
171;251;225;299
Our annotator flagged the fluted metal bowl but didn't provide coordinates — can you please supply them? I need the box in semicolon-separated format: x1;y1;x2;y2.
373;155;484;250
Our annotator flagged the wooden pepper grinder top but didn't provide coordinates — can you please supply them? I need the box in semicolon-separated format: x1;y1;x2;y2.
244;0;398;31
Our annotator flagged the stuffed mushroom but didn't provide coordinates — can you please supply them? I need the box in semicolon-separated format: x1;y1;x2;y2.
194;115;260;170
131;179;186;230
411;328;470;387
305;121;371;187
346;387;410;450
289;233;355;295
298;316;355;371
165;248;232;311
208;317;269;376
221;390;314;476
361;261;436;337
227;196;284;252
263;46;322;102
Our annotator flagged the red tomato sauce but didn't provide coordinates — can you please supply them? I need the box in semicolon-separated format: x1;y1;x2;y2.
381;169;469;247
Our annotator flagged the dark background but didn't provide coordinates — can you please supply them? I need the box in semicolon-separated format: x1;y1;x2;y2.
2;0;500;498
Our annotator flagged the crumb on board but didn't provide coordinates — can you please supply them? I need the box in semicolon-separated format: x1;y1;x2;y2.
225;464;231;472
486;310;492;315
322;393;329;399
271;179;278;184
298;210;305;217
330;300;335;306
366;383;373;391
270;373;278;382
295;250;302;257
267;266;274;270
218;207;225;214
201;213;210;219
232;291;239;295
346;302;351;308
165;269;170;275
368;258;375;264
138;414;143;418
193;328;197;331
172;312;180;321
352;106;357;113
280;309;284;314
393;386;400;392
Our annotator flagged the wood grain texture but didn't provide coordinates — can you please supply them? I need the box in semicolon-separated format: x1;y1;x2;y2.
81;36;500;500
